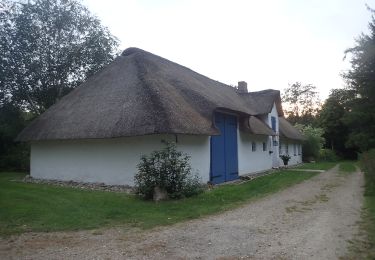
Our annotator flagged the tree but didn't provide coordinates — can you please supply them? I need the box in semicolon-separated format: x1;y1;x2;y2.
294;124;324;161
342;6;375;151
282;82;321;126
0;103;30;170
318;89;349;153
0;0;119;113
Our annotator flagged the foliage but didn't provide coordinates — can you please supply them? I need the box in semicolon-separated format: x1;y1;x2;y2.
341;7;375;151
318;89;357;158
356;149;375;258
134;141;202;200
0;169;317;236
282;82;321;126
318;89;349;150
317;7;375;155
0;0;119;170
0;103;31;170
318;149;339;162
280;154;291;165
360;149;375;196
295;124;324;161
0;0;119;113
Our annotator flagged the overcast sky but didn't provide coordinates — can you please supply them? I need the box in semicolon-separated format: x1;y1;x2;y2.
83;0;371;99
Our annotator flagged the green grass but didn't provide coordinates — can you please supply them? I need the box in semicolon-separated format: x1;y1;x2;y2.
294;161;337;171
346;151;375;258
361;151;375;258
364;194;375;258
338;161;357;174
0;170;318;236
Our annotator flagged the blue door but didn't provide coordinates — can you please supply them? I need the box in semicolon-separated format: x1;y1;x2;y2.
210;113;239;184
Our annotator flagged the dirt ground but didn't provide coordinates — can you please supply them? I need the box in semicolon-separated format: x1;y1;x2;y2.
0;166;364;260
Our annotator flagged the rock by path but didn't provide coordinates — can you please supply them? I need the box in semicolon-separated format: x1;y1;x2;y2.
0;166;364;260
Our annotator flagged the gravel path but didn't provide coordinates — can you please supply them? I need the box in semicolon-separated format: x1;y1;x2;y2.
0;166;364;259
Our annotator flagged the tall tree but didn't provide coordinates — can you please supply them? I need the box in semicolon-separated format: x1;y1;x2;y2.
318;89;355;157
281;82;320;126
343;6;375;151
0;0;119;113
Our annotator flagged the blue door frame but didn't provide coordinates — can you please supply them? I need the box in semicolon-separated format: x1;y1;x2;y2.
210;113;239;184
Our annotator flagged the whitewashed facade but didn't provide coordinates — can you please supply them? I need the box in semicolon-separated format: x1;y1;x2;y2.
30;102;302;185
278;141;303;166
31;135;211;185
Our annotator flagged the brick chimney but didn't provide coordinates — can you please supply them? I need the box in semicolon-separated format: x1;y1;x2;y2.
237;81;248;93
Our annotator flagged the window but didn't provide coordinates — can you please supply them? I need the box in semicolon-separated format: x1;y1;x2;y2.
279;142;282;154
294;144;297;156
271;116;276;131
263;142;267;151
298;144;302;155
272;136;278;146
285;143;289;155
252;141;256;151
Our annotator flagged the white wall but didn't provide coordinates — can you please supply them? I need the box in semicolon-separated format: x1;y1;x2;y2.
278;140;302;166
261;103;280;168
237;131;272;175
31;134;210;186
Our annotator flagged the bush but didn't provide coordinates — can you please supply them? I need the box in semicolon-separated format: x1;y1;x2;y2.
134;141;203;200
0;143;30;171
360;149;375;196
0;103;31;171
295;124;324;161
318;149;339;162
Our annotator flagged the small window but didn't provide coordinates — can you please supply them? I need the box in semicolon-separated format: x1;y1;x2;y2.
279;142;282;154
286;143;289;155
298;144;302;155
271;116;276;131
294;144;297;156
272;136;278;146
252;142;256;151
263;142;267;151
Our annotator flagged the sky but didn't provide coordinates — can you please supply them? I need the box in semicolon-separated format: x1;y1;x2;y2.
83;0;372;100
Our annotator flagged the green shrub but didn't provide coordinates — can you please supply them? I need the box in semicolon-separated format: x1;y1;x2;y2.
318;149;339;162
360;149;375;196
134;141;203;200
295;124;324;161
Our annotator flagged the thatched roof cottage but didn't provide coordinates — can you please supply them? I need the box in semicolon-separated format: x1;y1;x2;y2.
17;48;304;185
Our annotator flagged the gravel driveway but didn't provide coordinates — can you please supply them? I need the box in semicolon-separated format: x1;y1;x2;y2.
0;166;364;259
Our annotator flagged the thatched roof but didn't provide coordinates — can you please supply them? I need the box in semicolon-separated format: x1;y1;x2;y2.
17;47;295;141
240;89;284;116
279;117;305;141
17;48;260;141
240;116;276;136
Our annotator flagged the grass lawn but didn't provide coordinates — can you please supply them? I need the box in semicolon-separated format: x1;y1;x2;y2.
294;161;337;171
359;151;375;258
346;152;375;258
364;193;375;258
0;169;319;236
338;161;357;173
